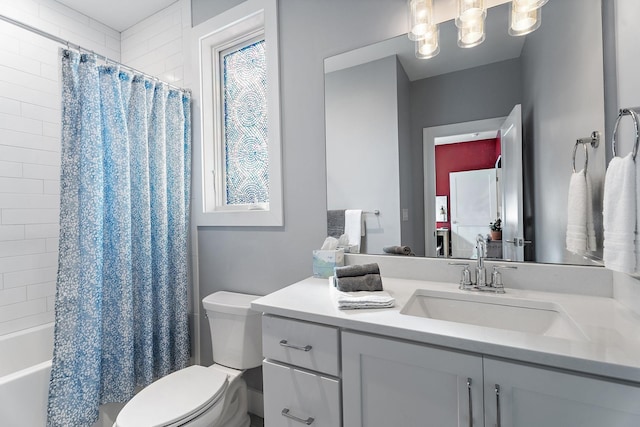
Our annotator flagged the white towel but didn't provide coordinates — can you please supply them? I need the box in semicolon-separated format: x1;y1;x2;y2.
603;154;636;273
345;209;363;253
329;278;395;310
586;173;597;251
566;169;596;254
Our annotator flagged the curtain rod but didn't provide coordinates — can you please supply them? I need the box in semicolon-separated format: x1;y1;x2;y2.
0;13;190;93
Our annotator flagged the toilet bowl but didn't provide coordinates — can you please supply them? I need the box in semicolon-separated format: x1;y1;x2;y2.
114;292;263;427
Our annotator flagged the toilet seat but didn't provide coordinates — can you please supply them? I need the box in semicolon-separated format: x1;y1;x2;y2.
114;365;229;427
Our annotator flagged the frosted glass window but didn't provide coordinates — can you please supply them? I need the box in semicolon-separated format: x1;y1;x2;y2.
222;39;269;205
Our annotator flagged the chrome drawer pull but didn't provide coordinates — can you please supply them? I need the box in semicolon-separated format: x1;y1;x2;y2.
282;408;315;425
495;384;501;427
467;378;473;427
279;339;312;352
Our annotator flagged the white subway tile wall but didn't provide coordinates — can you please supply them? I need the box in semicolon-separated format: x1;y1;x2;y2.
0;0;121;335
120;0;190;89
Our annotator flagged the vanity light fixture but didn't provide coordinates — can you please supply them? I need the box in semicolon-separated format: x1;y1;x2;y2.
456;0;486;48
408;0;435;41
511;0;548;12
509;0;545;36
408;0;440;58
415;25;440;58
408;0;547;59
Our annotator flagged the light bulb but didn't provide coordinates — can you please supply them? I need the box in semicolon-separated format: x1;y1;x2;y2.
458;17;486;48
408;0;434;41
509;4;541;36
415;25;440;59
456;0;486;27
511;0;548;12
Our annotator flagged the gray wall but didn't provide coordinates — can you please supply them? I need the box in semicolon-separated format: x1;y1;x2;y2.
194;0;408;365
397;58;416;251
520;0;605;264
325;56;402;254
409;58;523;258
191;0;245;26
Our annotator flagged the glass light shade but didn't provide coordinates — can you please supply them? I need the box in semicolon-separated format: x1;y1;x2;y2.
511;0;548;12
456;0;486;27
415;26;440;59
458;17;486;48
408;0;434;41
509;4;541;36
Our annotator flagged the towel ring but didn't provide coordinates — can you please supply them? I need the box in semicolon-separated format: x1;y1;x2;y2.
612;108;640;160
572;141;588;173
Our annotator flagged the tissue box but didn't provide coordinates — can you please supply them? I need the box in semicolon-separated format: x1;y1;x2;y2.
313;249;345;278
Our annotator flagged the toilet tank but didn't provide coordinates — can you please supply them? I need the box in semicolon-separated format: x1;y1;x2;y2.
202;291;263;370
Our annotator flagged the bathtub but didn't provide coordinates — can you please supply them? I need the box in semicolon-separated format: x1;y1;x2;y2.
0;323;54;427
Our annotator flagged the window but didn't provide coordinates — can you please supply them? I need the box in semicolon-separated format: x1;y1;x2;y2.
221;37;269;208
193;0;282;226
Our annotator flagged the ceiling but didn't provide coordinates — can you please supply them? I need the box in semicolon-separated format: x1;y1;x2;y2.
54;0;178;32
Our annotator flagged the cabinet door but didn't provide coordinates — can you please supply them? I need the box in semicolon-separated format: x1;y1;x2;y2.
484;358;640;427
342;331;483;427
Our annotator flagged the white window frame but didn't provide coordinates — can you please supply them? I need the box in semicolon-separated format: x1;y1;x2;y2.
191;0;283;226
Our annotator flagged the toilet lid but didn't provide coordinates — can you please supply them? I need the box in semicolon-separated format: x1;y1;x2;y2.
115;365;228;427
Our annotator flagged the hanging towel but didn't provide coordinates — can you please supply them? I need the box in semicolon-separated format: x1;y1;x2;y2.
327;209;345;238
603;154;636;273
566;169;596;254
329;278;395;310
345;209;363;253
586;173;597;251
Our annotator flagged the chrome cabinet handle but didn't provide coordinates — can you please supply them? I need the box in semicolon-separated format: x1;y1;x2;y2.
505;238;533;246
467;378;473;427
279;339;312;352
495;384;501;427
282;408;314;425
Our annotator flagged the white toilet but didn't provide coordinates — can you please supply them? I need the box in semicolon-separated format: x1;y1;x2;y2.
114;291;263;427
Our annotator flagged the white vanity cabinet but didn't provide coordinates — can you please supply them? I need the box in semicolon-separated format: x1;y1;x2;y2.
261;315;341;426
483;358;640;426
342;331;484;427
342;331;640;427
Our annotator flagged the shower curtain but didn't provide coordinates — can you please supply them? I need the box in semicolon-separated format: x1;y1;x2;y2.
47;50;191;427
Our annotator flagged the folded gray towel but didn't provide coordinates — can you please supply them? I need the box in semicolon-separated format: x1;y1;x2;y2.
383;245;412;255
334;263;380;278
335;273;384;292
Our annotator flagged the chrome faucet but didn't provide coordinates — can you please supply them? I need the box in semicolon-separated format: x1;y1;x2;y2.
475;234;487;288
449;235;517;294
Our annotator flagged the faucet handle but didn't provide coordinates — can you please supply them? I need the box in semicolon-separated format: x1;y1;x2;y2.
490;265;517;291
449;262;472;289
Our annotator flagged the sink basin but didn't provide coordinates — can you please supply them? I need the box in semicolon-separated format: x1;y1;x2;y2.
400;289;588;341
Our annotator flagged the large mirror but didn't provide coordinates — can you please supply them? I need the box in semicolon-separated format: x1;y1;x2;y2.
324;0;607;266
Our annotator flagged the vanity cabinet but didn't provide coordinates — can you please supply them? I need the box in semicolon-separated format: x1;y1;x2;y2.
483;358;640;426
342;331;483;427
262;315;341;426
342;331;640;427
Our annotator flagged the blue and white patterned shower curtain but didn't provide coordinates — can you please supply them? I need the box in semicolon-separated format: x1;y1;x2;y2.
47;50;191;427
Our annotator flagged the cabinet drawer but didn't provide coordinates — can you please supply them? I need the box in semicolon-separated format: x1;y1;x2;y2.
262;315;339;376
263;360;341;427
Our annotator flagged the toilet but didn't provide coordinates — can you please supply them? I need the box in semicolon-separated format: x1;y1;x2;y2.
114;291;263;427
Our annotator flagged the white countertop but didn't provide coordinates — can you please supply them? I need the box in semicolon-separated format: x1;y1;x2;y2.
252;276;640;383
